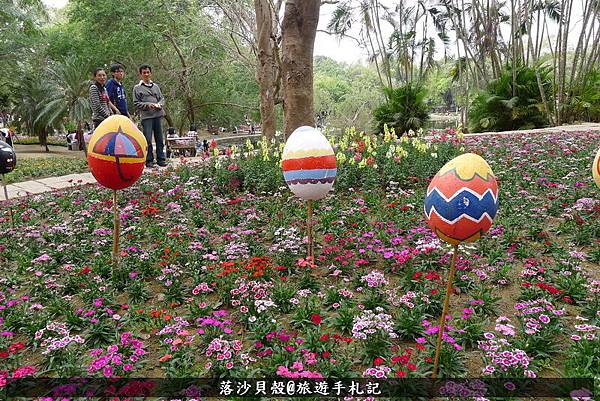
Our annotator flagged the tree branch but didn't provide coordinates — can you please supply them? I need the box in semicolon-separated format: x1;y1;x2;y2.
316;29;363;46
196;101;259;111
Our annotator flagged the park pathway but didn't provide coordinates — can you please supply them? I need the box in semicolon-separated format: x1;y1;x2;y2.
3;122;600;200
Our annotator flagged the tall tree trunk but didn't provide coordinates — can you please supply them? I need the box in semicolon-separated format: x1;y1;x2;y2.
39;127;49;152
281;0;320;137
372;0;392;88
527;22;555;126
255;0;277;140
511;0;517;97
557;0;573;124
163;32;195;125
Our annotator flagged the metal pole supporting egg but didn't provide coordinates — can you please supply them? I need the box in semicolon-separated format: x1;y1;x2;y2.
282;126;337;266
0;141;16;229
424;152;499;378
86;116;147;271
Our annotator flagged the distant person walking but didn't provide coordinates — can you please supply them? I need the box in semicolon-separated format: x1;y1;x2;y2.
89;67;114;129
133;64;166;168
106;63;131;118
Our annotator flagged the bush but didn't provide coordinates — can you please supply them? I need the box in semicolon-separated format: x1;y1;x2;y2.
469;64;552;132
201;128;463;195
14;135;67;147
373;84;430;135
568;69;600;122
5;157;89;184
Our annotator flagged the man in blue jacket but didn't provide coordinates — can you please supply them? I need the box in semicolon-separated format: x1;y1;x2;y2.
106;63;131;118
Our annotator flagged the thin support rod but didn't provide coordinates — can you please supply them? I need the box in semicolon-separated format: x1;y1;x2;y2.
112;190;120;270
307;200;314;264
432;244;459;379
2;174;13;229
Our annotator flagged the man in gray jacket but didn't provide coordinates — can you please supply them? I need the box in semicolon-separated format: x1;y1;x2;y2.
133;64;166;168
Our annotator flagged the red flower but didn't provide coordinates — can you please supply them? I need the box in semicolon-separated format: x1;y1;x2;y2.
373;357;384;366
416;344;426;351
412;272;423;280
8;342;24;353
407;363;417;371
391;354;409;365
322;351;331;358
78;266;91;275
319;334;330;341
431;289;439;295
310;314;322;325
396;370;407;378
0;351;9;358
424;272;440;281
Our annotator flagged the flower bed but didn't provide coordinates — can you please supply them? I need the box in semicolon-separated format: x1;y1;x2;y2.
0;128;598;385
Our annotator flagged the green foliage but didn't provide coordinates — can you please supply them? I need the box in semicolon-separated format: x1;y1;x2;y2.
469;64;552;132
4;157;89;184
313;56;382;133
568;69;600;122
373;84;430;135
422;62;454;108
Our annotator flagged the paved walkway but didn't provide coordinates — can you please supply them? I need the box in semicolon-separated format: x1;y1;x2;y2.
466;122;600;137
1;158;206;200
3;123;600;201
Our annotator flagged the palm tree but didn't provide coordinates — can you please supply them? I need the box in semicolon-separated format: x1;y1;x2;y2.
12;76;55;151
38;57;91;152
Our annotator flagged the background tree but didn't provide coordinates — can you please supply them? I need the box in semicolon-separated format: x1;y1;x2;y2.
281;0;321;136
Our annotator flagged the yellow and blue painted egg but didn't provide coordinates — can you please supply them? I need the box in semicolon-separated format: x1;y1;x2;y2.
424;153;499;245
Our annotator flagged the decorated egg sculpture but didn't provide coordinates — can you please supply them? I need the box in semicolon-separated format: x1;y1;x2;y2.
424;153;499;245
0;141;16;174
282;126;336;200
87;115;147;190
593;147;600;189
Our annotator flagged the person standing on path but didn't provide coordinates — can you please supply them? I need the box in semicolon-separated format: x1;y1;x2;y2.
106;63;131;119
133;64;166;168
89;67;114;129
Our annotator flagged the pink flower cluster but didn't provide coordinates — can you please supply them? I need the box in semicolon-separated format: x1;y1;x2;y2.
76;298;121;323
421;319;464;351
191;282;214;295
88;332;145;377
478;318;536;378
352;308;398;340
196;310;234;335
494;316;516;337
360;270;388;288
276;361;323;379
363;365;392;378
571;316;598;341
230;279;276;319
34;322;85;355
204;337;255;371
0;365;36;387
386;290;429;309
514;299;563;335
